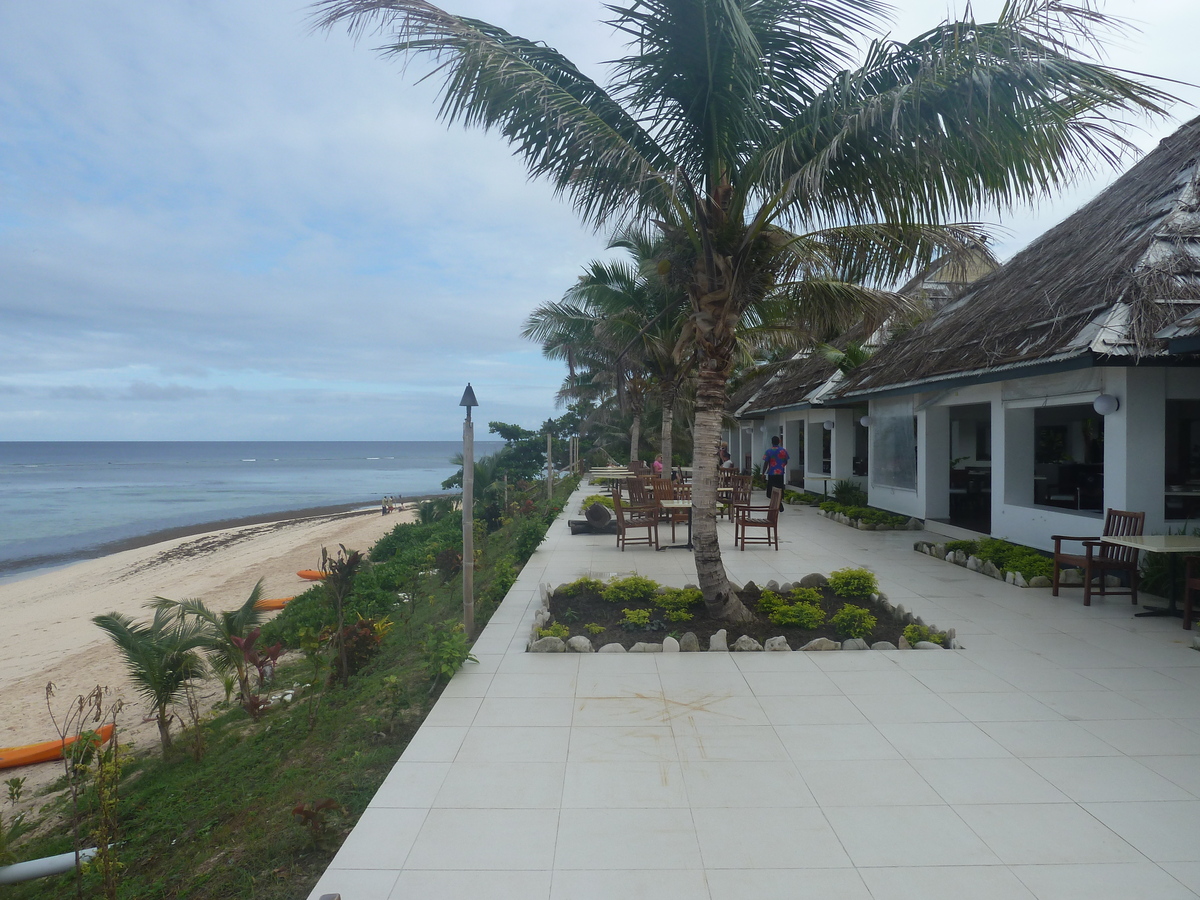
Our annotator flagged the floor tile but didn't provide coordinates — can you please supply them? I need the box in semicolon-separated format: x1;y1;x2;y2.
955;803;1144;865
562;760;689;808
680;758;814;807
308;867;400;900
1010;862;1199;900
672;724;790;761
848;692;966;724
798;758;943;806
433;762;565;808
327;807;428;869
370;762;451;808
878;722;1012;759
977;720;1122;758
1082;800;1200;862
826;806;999;867
391;869;551;900
776;723;902;760
398;726;467;762
405;808;559;870
1078;718;1200;756
911;757;1069;804
706;867;870;899
692;806;852;868
857;865;1036;900
475;696;575;727
549;869;711;900
1027;756;1194;802
758;694;867;725
455;725;571;762
555;808;702;869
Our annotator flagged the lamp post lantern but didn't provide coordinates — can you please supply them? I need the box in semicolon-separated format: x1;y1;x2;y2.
460;383;478;639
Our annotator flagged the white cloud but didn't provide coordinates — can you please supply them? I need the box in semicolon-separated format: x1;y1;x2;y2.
0;0;1196;439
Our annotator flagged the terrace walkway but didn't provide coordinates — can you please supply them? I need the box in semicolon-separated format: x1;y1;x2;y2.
310;485;1200;900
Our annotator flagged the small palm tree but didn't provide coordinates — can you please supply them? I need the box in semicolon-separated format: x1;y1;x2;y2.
150;580;268;703
93;608;208;754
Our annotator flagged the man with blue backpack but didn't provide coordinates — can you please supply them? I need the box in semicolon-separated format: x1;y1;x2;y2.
762;435;789;509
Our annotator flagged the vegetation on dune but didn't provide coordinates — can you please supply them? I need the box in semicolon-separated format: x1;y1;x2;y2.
5;470;579;900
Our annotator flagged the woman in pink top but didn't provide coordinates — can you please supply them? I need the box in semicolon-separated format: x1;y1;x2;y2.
652;454;664;475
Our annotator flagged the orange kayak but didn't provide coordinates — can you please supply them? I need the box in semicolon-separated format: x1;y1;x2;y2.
297;570;327;581
0;723;115;770
255;596;294;611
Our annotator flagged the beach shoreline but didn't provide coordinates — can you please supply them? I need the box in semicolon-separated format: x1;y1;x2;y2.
0;499;419;800
0;493;452;579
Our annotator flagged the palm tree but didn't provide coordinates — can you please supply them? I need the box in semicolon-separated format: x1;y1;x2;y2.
150;580;268;703
93;608;208;754
524;228;693;466
315;0;1172;620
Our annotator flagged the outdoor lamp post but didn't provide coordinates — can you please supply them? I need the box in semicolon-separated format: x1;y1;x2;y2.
460;383;478;640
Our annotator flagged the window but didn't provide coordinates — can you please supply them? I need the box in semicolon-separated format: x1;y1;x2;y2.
872;397;917;490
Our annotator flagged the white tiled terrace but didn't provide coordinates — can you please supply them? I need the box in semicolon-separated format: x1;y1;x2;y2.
311;485;1200;900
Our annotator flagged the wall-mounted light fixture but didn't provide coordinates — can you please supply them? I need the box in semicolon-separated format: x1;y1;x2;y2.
1093;394;1120;416
823;419;835;431
859;415;873;428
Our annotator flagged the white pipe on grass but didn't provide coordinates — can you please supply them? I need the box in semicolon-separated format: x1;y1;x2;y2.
0;847;98;885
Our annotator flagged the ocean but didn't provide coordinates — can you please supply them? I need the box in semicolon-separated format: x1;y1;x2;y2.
0;441;503;576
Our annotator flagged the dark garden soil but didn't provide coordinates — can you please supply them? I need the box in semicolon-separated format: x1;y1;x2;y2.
548;580;939;651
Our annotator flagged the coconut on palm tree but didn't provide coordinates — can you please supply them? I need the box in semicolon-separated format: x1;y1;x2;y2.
93;608;208;754
315;0;1172;620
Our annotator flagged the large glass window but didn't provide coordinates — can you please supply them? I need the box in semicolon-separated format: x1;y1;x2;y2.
1033;404;1104;511
1166;400;1200;520
872;396;917;490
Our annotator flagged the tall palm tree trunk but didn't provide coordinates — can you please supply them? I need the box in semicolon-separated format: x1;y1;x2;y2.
629;413;642;463
660;385;676;470
692;361;753;622
157;706;173;753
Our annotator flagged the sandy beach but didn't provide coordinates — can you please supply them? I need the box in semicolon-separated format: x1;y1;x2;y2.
0;505;411;796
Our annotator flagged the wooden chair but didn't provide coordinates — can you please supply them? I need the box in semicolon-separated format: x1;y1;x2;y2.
612;492;658;550
651;477;690;542
1051;508;1145;606
1184;556;1200;630
734;487;782;550
719;474;752;521
626;476;653;509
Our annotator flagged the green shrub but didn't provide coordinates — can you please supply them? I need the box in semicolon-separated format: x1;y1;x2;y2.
537;622;570;639
662;609;693;622
654;587;702;615
602;575;660;605
830;604;877;639
903;624;946;646
584;623;605;635
481;557;517;606
769;601;825;628
619;608;652;629
581;494;614;512
756;590;786;616
514;518;548;562
789;586;822;603
832;479;868;506
558;576;606;598
828;567;879;598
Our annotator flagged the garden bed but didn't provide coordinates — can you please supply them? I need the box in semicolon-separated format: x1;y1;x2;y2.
538;572;957;651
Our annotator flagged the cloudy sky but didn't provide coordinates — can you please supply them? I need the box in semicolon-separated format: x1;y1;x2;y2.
1;1;1197;441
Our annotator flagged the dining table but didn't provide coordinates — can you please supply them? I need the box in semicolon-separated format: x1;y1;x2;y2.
657;499;693;550
1101;533;1200;620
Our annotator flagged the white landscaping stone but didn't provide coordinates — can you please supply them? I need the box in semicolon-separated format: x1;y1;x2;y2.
566;635;595;653
1060;568;1083;585
800;637;841;651
732;635;764;652
1029;575;1052;588
799;573;828;588
871;641;898;651
629;641;663;652
662;636;680;653
898;635;912;649
966;556;983;573
764;636;792;651
539;582;551;606
679;632;700;652
841;638;869;651
597;642;627;653
529;636;566;653
709;629;728;651
914;641;944;650
981;561;1003;579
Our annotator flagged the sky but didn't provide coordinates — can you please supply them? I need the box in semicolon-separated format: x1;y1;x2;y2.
1;1;1197;441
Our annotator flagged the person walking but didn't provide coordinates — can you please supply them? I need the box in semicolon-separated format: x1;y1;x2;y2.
762;436;789;509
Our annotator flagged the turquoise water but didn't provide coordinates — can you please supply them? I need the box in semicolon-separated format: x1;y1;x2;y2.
0;441;502;574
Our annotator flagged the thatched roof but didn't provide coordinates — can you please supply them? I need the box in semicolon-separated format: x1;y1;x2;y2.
734;248;997;416
833;116;1200;399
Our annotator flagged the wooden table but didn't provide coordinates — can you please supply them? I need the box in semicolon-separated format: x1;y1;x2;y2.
805;474;835;500
1102;534;1200;619
657;499;693;550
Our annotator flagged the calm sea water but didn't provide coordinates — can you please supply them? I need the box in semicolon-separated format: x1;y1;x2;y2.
0;441;503;575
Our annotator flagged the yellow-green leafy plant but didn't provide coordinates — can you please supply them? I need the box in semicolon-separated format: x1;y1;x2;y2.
558;576;606;597
584;623;605;635
768;601;825;628
830;604;877;639
619;608;652;629
602;575;660;604
537;622;570;639
828;567;879;599
654;587;702;623
903;624;946;646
